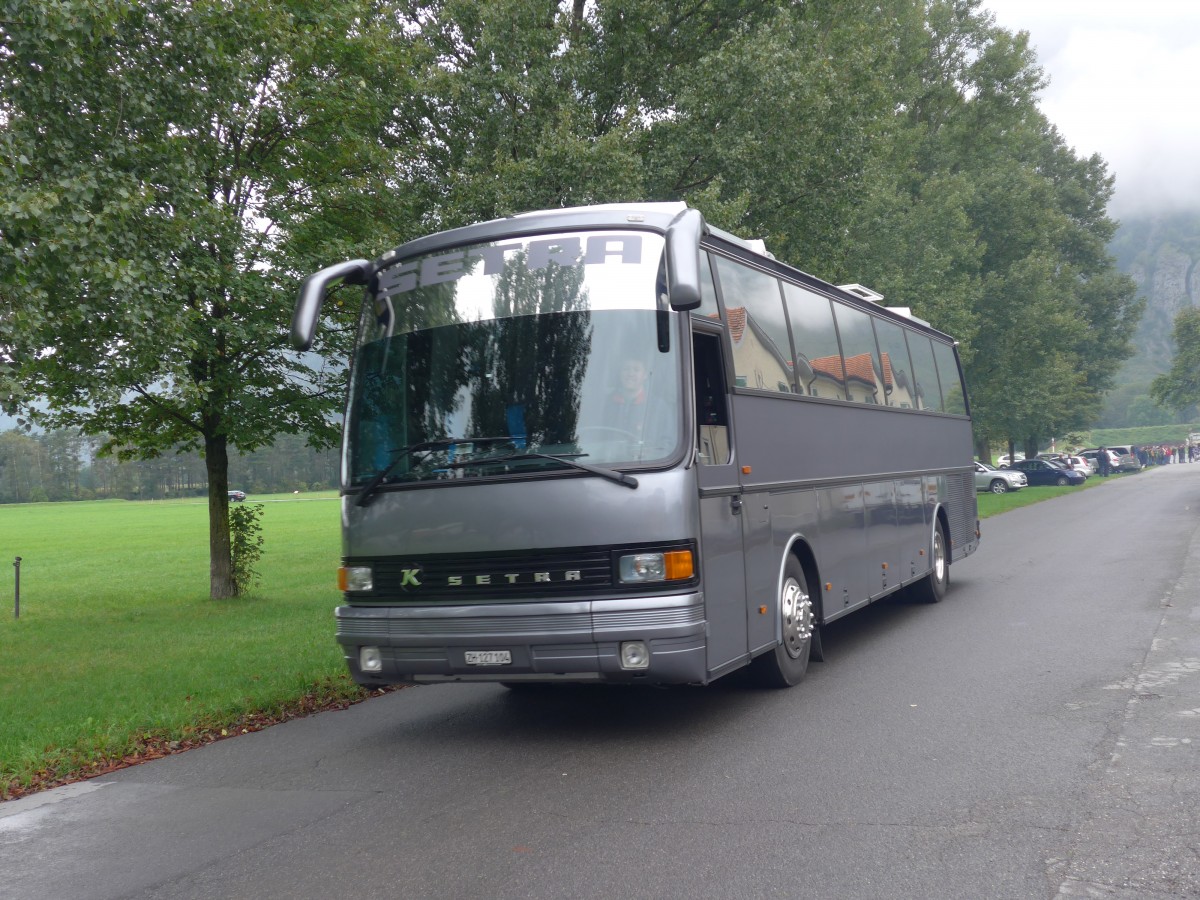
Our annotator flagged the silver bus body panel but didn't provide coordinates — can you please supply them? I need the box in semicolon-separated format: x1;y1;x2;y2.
342;467;696;558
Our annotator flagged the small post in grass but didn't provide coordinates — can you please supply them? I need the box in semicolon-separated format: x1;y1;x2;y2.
13;556;20;619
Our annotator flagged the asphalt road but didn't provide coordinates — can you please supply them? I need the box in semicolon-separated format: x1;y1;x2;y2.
3;464;1200;900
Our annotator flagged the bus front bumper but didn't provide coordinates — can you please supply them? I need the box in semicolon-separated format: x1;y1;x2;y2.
334;592;707;686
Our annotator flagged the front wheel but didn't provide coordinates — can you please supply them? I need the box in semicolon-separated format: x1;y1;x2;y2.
1056;475;1068;486
752;557;815;688
989;479;1009;494
910;523;948;604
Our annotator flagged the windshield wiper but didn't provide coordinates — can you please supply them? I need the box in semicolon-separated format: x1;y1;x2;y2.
355;436;516;506
445;450;638;490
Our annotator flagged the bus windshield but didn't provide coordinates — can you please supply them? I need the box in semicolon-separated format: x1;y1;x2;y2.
345;230;682;487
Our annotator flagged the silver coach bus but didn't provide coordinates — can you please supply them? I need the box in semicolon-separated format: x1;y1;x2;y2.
292;202;979;688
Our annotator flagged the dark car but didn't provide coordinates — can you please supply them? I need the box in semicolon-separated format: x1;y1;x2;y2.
1003;458;1086;487
228;490;247;502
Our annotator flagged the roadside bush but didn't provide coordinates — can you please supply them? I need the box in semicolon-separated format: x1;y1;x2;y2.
229;502;265;596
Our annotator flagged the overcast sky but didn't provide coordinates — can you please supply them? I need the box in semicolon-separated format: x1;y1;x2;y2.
982;0;1200;219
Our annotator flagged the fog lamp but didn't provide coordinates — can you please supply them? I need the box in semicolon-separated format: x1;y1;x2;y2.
360;646;383;673
620;640;650;670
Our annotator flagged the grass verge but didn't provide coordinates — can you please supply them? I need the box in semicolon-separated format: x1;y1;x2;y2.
0;493;392;801
975;469;1133;518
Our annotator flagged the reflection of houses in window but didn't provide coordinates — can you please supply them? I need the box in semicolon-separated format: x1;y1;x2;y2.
806;352;917;406
727;307;793;392
880;353;916;408
799;354;848;400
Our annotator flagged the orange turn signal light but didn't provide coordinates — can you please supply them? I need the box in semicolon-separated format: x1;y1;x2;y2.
664;550;694;580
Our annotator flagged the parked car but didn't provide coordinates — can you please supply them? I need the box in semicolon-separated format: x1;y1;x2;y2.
228;490;247;502
1037;453;1093;477
1065;455;1094;476
1002;458;1086;486
997;453;1025;466
1079;448;1122;474
1107;444;1143;472
975;461;1027;493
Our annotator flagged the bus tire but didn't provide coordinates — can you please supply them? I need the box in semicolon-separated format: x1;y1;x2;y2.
912;522;948;604
752;557;814;688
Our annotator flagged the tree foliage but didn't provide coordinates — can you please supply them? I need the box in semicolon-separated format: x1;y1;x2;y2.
1;0;417;595
1151;309;1200;415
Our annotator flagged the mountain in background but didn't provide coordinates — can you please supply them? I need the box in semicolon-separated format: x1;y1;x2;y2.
1100;212;1200;427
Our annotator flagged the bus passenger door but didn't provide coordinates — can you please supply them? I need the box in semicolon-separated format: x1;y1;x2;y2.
694;331;749;675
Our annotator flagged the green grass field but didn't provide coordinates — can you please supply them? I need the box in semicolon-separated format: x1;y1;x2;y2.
975;470;1119;516
0;472;1136;798
0;493;360;798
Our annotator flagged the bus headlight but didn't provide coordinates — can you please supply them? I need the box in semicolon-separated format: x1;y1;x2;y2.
339;566;374;592
618;550;694;584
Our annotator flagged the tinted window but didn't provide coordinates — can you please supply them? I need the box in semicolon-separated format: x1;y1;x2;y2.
873;317;916;408
713;256;793;393
782;282;845;401
694;252;720;320
831;303;884;404
906;332;942;411
932;341;967;415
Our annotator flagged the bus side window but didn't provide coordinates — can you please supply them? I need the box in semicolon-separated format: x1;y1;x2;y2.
695;252;720;320
693;332;731;465
712;256;793;395
831;302;885;405
931;340;968;415
873;316;917;408
906;332;942;411
782;283;845;401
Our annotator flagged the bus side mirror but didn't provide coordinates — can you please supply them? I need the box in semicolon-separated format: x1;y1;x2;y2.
665;208;705;312
291;259;371;351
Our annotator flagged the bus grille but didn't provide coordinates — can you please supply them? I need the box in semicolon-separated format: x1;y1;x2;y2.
947;471;975;551
343;542;696;602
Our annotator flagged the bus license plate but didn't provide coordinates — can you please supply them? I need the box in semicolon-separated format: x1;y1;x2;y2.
464;650;512;666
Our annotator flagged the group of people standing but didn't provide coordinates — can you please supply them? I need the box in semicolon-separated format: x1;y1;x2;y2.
1135;444;1196;466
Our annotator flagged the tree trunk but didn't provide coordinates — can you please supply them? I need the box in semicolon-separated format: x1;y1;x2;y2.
973;435;991;464
205;434;235;599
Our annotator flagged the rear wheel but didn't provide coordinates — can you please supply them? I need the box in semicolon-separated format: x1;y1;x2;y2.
752;557;814;687
910;522;948;604
989;479;1009;494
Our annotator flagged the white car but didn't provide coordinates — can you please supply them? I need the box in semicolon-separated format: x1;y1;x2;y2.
1079;448;1121;473
1037;453;1093;477
1065;455;1093;476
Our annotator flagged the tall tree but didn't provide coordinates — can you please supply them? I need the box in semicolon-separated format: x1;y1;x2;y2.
1;0;417;595
1151;308;1200;416
838;1;1139;458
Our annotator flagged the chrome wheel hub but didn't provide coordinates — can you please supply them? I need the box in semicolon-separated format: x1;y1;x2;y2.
780;576;814;659
933;530;946;581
